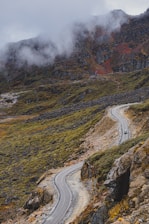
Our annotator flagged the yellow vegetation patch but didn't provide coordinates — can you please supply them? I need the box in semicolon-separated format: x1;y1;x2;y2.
109;199;129;221
28;216;36;222
0;202;15;212
0;124;9;138
0;130;6;137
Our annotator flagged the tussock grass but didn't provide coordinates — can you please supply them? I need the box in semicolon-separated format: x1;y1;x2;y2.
113;68;149;91
0;105;103;210
130;99;149;112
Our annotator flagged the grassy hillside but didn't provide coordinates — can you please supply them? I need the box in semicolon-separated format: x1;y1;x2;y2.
86;133;149;185
0;69;149;222
0;78;114;221
83;98;149;184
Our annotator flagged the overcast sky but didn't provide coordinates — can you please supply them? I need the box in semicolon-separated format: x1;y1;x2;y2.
0;0;148;48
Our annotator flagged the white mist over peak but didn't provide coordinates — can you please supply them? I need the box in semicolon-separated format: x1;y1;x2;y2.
0;10;129;68
0;0;148;48
0;0;148;67
0;0;108;49
89;10;129;34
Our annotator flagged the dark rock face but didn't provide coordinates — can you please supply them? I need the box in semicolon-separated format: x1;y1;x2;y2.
104;150;133;202
113;168;130;202
90;206;108;224
79;205;108;224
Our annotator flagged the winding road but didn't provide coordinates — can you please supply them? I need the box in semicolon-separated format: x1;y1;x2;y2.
44;162;83;224
109;104;132;144
44;104;133;224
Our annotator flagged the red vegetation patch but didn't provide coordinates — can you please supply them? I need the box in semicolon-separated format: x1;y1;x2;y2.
116;43;132;55
104;59;113;73
95;58;113;75
95;65;106;75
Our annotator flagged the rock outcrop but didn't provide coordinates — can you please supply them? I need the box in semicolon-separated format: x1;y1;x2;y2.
79;138;149;224
105;139;149;223
24;187;52;212
104;148;133;202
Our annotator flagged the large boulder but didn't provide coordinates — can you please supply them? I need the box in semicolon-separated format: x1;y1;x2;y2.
24;187;52;212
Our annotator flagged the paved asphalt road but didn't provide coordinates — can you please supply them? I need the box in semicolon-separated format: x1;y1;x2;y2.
44;162;83;224
44;103;133;224
109;104;132;144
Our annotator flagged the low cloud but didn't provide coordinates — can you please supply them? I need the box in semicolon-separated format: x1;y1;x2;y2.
0;0;148;67
0;10;129;67
0;0;148;47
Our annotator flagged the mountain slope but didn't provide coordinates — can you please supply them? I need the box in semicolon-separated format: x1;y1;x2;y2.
0;9;149;90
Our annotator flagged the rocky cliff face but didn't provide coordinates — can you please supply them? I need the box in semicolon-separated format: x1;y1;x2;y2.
79;138;149;224
105;139;149;223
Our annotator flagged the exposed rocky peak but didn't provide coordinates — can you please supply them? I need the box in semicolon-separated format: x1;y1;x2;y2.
111;9;128;16
136;8;149;19
108;9;129;27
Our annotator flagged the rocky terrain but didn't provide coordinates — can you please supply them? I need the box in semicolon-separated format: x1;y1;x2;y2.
28;87;149;122
73;101;149;224
77;137;149;224
106;138;149;224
